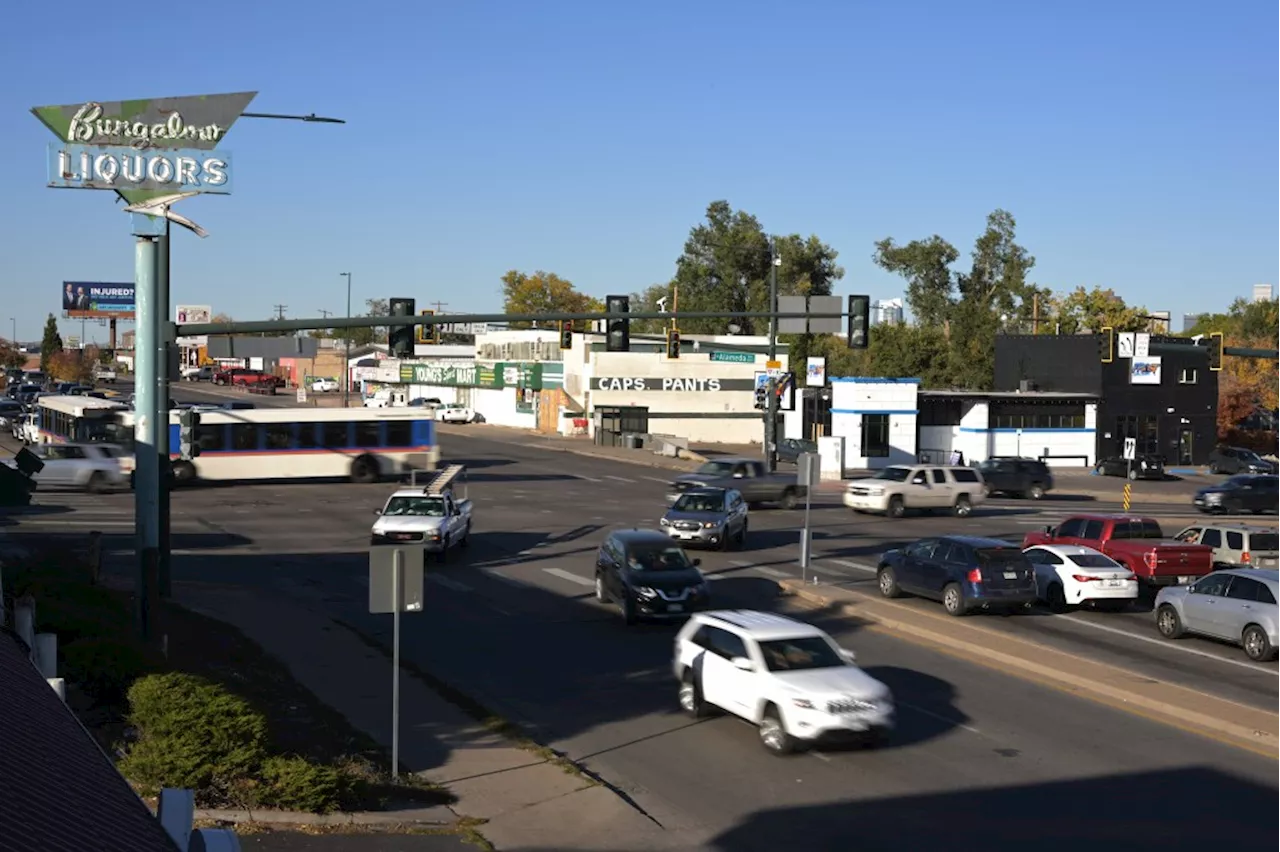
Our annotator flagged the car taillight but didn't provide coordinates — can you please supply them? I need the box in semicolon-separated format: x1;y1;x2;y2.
1071;575;1100;583
1144;550;1158;569
1242;551;1251;563
966;568;982;583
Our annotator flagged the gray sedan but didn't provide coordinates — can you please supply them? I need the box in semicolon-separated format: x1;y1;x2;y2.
1154;568;1279;662
660;487;749;550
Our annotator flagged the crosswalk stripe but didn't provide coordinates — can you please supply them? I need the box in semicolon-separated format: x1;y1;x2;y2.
542;567;594;587
756;567;792;579
426;574;473;592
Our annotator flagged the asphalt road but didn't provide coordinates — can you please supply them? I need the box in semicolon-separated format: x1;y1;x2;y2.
3;428;1275;850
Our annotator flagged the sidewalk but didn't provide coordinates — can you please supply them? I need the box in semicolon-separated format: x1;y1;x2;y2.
777;578;1279;759
170;581;695;851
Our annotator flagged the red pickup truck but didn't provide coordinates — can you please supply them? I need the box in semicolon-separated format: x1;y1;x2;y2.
1022;514;1213;586
213;368;282;389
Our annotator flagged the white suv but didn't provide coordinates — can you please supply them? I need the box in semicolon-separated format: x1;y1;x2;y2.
844;464;986;518
672;610;894;754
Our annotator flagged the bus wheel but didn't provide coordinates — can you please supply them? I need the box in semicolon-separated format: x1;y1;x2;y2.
171;460;197;486
350;455;380;484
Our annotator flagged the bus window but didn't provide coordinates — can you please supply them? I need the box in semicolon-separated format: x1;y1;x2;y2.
354;421;380;448
320;421;350;449
297;422;318;449
385;420;412;447
197;424;227;453
230;423;260;451
265;423;294;450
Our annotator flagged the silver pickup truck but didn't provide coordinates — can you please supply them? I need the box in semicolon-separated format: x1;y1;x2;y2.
668;457;806;509
370;465;473;559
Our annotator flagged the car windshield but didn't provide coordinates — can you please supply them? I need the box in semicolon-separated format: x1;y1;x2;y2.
1252;533;1279;551
383;496;446;517
1237;450;1263;462
696;461;737;476
759;636;846;672
1111;520;1165;539
873;467;911;482
673;494;724;513
626;545;694;572
1225;476;1256;488
1069;553;1119;569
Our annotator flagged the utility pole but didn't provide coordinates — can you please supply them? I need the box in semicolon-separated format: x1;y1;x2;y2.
340;272;352;407
764;236;780;473
317;309;333;320
429;301;449;313
273;304;288;320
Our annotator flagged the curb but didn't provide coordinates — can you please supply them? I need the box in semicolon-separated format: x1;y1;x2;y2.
192;807;458;827
777;579;1279;759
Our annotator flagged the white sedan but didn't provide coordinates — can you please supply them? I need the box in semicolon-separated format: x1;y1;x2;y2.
1023;544;1138;612
436;404;476;423
310;377;339;393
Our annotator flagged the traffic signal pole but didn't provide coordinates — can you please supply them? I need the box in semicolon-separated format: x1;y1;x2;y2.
764;238;780;473
156;221;172;600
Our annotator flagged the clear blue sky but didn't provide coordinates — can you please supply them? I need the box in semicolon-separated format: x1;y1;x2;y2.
1;0;1275;343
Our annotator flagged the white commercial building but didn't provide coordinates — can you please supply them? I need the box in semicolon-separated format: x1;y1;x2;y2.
917;391;1099;467
827;378;920;469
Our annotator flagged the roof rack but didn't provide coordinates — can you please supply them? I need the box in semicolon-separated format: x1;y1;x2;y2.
423;464;466;496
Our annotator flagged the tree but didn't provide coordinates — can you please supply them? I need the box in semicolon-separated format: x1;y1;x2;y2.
40;313;63;373
501;271;600;329
1048;286;1149;334
1189;298;1279;438
663;201;844;338
0;338;24;370
47;350;94;384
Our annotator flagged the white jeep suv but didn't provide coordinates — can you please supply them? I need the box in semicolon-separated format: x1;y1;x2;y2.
672;610;894;754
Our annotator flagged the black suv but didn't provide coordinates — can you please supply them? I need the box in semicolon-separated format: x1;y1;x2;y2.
977;457;1054;499
594;529;710;625
1208;446;1277;476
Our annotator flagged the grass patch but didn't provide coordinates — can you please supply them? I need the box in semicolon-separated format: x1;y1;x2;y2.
335;618;593;782
1;544;455;814
192;817;494;849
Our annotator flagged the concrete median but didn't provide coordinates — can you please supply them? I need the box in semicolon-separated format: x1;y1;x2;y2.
776;578;1279;759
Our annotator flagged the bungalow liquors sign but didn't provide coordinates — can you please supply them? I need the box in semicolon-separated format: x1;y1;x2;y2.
32;92;256;203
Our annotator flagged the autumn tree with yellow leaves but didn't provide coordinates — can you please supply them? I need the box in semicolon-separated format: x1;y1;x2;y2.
1188;298;1279;445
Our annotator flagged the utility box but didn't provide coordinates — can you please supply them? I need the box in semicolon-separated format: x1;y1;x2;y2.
817;436;845;480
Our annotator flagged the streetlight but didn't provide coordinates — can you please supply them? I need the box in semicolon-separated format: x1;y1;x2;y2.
340;272;352;407
9;318;14;345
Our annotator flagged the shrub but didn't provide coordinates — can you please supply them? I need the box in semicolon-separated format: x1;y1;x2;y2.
258;755;348;813
61;637;160;705
119;673;268;799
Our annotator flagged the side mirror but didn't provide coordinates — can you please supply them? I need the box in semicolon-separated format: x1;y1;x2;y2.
373;509;382;515
839;648;857;663
692;558;702;567
1044;526;1055;535
730;656;754;671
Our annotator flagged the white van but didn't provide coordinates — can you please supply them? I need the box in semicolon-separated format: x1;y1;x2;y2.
363;388;407;409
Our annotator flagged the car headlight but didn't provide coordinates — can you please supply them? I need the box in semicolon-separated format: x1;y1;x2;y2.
702;521;719;529
1204;492;1223;502
634;586;658;598
660;517;670;526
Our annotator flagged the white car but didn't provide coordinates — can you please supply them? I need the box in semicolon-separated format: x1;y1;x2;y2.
1;442;129;492
843;465;987;518
1022;544;1139;612
672;610;894;754
310;377;339;393
436;403;476;423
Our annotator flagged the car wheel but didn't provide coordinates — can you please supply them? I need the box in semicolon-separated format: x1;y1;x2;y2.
719;530;731;551
1127;469;1138;481
953;495;972;517
942;583;967;617
1156;604;1184;639
982;482;993;496
86;472;109;494
737;523;749;549
594;574;609;604
758;707;797;755
459;524;471;548
887;496;905;519
1046;583;1068;613
780;489;798;510
171;460;197;486
349;455;379;484
1209;463;1219;474
1242;625;1277;662
679;673;710;718
620;594;637;626
1027;485;1045;500
877;566;902;599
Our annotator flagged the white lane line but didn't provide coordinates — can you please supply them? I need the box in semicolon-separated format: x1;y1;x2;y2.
426;574;473;593
543;567;595;587
605;475;636;483
574;474;603;482
729;559;754;568
830;559;877;574
757;567;793;579
809;751;832;762
1057;613;1280;675
644;476;671;484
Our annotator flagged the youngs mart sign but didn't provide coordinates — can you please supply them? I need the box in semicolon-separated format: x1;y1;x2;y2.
33;92;256;202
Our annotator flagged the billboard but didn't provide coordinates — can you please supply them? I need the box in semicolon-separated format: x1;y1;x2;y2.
176;305;212;324
1130;356;1162;385
62;281;135;319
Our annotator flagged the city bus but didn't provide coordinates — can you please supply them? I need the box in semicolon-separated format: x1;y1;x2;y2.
108;406;440;484
34;396;130;444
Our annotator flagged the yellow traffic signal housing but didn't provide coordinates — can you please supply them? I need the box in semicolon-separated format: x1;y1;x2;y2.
666;328;680;359
1098;326;1114;363
417;309;440;345
1207;331;1223;371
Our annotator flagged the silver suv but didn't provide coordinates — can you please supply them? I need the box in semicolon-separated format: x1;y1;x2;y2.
1175;523;1279;570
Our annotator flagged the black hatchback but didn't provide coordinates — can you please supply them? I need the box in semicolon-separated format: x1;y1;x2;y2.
594;529;710;625
978;457;1054;499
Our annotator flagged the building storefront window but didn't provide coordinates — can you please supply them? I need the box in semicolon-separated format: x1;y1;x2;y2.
861;414;890;457
1114;415;1160;456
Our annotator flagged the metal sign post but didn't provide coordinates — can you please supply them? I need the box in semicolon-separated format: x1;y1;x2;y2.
1122;437;1137;510
369;545;425;780
797;453;820;583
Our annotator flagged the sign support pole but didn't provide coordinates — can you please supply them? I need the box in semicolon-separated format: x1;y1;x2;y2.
133;230;162;640
391;547;403;781
764;238;779;473
156;220;172;599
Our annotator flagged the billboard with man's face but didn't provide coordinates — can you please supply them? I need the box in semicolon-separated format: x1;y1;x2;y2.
62;281;135;319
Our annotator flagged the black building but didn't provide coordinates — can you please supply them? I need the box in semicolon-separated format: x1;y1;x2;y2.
994;334;1218;466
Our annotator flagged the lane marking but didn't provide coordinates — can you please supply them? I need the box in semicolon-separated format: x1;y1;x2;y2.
574;474;603;482
757;567;792;579
644;476;671;484
729;560;754;568
605;475;636;483
542;567;595;587
1057;613;1280;676
426;574;473;593
830;559;877;574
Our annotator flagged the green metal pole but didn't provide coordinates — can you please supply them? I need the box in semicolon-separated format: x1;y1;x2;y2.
156;221;172;599
764;238;779;473
133;232;161;641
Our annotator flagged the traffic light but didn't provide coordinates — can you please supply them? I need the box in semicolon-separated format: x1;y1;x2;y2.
1207;331;1224;371
389;298;416;358
179;409;200;459
606;294;630;352
754;384;767;410
666;327;680;359
559;320;574;350
847;294;869;349
417;309;440;345
1098;326;1114;363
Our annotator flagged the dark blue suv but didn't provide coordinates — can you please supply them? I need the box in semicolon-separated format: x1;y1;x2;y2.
876;536;1038;617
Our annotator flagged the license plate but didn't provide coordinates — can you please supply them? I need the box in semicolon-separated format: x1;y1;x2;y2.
669;605;684;613
1003;571;1017;580
1176;575;1194;584
1104;579;1126;588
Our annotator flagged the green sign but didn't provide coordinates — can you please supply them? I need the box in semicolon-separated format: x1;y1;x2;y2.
399;361;506;388
710;351;756;363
